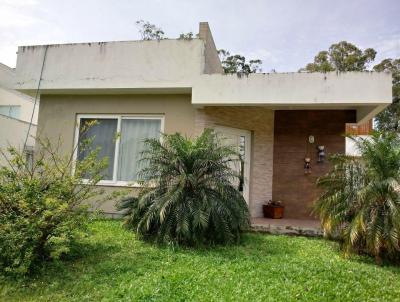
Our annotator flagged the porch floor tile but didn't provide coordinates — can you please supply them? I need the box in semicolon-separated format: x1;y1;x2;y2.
250;218;322;237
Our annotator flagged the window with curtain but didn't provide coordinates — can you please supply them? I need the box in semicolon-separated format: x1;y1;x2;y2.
78;118;118;180
118;118;161;181
76;115;162;184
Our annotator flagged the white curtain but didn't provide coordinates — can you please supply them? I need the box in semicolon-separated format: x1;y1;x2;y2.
117;119;161;181
78;118;117;180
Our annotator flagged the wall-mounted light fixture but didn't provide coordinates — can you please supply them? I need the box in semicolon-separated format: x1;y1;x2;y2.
304;157;311;174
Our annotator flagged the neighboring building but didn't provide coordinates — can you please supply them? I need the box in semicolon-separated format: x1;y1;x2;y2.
0;63;37;165
13;22;392;219
345;120;374;156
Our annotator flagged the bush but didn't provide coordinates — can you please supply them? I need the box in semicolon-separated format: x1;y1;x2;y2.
314;131;400;264
119;129;250;246
0;135;106;275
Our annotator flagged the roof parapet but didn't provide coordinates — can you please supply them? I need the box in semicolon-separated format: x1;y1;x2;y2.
198;22;223;74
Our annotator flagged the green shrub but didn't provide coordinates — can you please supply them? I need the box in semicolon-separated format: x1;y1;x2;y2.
0;134;106;275
119;129;250;246
314;131;400;264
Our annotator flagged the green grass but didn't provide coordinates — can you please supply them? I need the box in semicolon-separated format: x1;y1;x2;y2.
1;220;400;302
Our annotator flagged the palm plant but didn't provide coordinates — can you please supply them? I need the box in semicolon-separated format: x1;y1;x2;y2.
314;131;400;263
118;129;250;246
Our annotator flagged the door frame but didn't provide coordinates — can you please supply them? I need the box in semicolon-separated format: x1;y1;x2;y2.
214;125;252;205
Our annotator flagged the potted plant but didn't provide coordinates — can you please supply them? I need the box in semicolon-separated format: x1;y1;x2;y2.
263;200;284;219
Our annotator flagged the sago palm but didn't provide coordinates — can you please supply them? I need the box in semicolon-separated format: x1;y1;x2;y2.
314;131;400;263
118;129;250;246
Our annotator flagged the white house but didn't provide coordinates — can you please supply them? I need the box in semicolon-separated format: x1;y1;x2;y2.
0;62;37;164
12;22;392;220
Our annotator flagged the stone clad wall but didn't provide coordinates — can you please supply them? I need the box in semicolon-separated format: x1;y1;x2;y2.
195;106;274;218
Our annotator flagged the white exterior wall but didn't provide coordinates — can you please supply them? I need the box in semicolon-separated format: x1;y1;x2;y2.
0;63;38;123
15;39;206;92
193;72;392;105
0;63;15;87
192;72;392;123
0;63;37;164
12;30;392;125
0;87;38;123
14;41;391;122
0;115;36;149
345;136;370;156
0;115;36;165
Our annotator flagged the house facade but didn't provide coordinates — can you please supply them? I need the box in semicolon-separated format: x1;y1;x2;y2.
13;23;392;219
0;63;37;165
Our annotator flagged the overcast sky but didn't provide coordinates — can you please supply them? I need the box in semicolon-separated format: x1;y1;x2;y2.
1;0;399;71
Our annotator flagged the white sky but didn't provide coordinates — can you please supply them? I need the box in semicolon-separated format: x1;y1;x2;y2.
0;0;399;71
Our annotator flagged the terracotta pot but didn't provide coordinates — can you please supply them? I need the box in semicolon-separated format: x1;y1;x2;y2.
263;205;284;219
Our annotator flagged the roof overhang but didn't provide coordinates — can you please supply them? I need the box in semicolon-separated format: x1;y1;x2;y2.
192;72;392;123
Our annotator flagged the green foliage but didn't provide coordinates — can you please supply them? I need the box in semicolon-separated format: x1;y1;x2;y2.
374;58;400;132
314;132;400;263
135;20;165;40
301;41;376;72
0;133;106;275
303;50;335;72
2;220;400;301
218;49;262;75
119;129;250;246
178;32;196;40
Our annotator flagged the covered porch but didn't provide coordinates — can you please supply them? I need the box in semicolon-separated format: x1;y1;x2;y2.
195;106;355;220
192;72;391;221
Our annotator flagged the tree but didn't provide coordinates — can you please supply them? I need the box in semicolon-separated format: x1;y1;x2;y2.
135;20;165;40
301;41;376;72
302;50;335;72
218;49;262;75
118;129;250;246
178;32;196;40
314;132;400;264
373;58;400;132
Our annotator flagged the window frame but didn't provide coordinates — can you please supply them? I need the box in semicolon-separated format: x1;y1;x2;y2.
73;114;165;187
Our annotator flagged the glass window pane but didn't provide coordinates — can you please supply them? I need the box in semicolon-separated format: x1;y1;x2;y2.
9;106;20;119
78;118;117;180
0;106;20;119
118;118;161;181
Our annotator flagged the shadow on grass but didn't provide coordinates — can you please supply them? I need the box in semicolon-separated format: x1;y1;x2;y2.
92;219;306;261
139;231;301;264
0;238;120;283
302;234;400;272
63;240;119;262
344;251;400;272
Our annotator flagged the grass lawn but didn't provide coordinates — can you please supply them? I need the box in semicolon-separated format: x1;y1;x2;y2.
1;220;400;302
